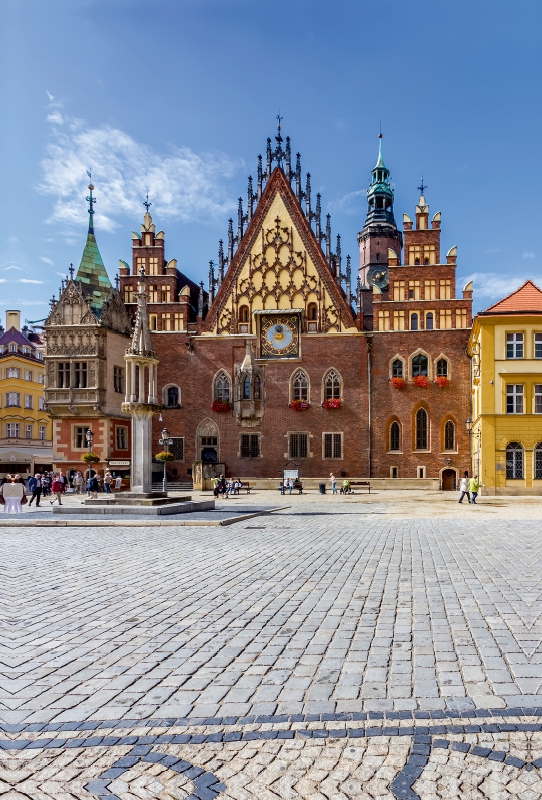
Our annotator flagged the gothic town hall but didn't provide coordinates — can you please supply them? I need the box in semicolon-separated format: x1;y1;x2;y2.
44;129;473;490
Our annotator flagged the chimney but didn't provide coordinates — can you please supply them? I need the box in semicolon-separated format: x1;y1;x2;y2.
6;310;20;331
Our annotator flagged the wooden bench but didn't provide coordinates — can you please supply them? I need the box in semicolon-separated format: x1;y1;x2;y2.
341;481;371;494
279;479;303;494
233;482;251;495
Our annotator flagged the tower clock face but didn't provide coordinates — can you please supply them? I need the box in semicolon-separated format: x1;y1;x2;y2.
260;315;300;358
367;265;390;289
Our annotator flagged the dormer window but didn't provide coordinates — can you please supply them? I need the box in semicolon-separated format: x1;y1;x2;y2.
9;343;16;352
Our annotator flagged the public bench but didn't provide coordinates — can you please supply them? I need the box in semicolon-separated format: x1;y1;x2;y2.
341;480;371;494
233;482;251;494
279;479;303;494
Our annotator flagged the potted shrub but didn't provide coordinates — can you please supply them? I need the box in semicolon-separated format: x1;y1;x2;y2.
322;399;342;410
391;377;405;390
435;376;450;388
289;400;310;411
413;375;430;388
211;400;232;413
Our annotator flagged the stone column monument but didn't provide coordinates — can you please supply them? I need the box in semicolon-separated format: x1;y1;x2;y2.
122;267;161;494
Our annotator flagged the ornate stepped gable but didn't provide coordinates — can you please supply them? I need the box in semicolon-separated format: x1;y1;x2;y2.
203;126;358;335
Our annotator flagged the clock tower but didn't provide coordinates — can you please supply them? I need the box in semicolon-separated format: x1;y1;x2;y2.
357;135;403;291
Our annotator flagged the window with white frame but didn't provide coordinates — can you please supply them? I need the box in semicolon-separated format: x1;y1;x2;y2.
9;343;16;353
6;392;20;407
323;433;342;459
25;424;33;439
25;370;32;381
535;333;542;359
535;385;542;414
24;394;33;409
6;423;20;438
506;384;524;413
289;432;309;459
506;332;524;359
7;367;20;379
39;425;46;440
39;374;45;384
38;397;45;410
506;442;524;478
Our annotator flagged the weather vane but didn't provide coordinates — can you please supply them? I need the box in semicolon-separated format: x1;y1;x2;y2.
143;190;152;213
68;263;74;279
418;176;427;195
276;113;283;138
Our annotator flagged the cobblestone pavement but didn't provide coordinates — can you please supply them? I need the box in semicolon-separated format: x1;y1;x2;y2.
1;499;541;796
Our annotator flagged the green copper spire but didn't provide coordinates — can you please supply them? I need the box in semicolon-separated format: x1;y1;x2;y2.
375;133;386;169
75;182;112;314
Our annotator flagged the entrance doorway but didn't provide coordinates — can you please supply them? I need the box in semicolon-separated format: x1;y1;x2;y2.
441;468;456;491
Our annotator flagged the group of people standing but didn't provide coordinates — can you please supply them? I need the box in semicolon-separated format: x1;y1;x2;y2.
0;467;121;513
212;476;243;497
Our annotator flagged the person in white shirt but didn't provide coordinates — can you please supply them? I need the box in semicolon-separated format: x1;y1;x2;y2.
458;472;470;504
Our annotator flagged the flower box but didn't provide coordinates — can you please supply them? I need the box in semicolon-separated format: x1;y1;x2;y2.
391;377;405;390
435;376;450;388
413;376;430;388
289;400;311;411
211;400;232;413
322;399;342;410
155;451;175;462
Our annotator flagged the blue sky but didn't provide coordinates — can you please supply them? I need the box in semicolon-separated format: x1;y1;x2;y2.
1;0;541;320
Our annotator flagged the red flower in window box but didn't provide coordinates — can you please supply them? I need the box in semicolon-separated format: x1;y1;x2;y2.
391;377;405;390
435;376;450;388
211;400;232;413
322;399;342;409
289;400;311;411
413;375;430;388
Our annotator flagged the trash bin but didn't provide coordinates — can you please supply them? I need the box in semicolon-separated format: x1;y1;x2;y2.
319;483;326;494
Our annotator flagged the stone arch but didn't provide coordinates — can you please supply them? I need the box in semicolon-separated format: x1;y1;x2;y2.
408;348;432;380
290;368;310;404
196;418;220;465
389;354;406;379
162;383;181;408
435;353;451;380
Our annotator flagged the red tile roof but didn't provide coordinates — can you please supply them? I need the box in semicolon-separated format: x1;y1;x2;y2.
481;280;542;314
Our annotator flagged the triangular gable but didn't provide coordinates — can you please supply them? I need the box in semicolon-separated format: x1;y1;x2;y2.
203;168;357;334
482;279;542;314
0;327;36;349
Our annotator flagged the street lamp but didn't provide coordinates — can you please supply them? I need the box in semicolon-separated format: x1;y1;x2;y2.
158;426;173;493
85;428;95;481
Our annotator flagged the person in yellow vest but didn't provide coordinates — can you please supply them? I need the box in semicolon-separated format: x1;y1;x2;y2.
468;475;480;504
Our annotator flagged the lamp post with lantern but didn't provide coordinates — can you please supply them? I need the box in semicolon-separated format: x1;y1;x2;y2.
158;427;174;493
85;428;95;481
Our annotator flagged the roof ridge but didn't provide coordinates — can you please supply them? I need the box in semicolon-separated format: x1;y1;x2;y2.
481;279;542;313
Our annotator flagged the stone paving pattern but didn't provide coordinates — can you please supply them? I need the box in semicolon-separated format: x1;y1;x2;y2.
1;496;542;797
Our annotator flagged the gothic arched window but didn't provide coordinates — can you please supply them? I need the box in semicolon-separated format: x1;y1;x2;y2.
292;370;309;402
437;358;448;377
416;408;428;450
411;313;419;331
506;442;523;478
444;420;455;450
243;376;251;400
164;385;180;408
390;421;401;451
239;305;249;323
214;371;230;403
324;369;341;400
426;312;434;330
412;354;429;377
392;359;403;378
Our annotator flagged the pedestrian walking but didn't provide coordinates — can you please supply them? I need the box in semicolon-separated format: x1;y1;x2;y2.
74;471;84;494
28;473;42;507
468;475;480;504
104;470;113;493
50;473;65;505
86;473;99;499
458;471;470;504
330;473;337;494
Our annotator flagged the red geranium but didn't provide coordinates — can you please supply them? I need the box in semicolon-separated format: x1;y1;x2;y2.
391;377;405;390
322;399;342;409
289;400;310;411
435;376;450;388
211;400;232;413
413;375;430;388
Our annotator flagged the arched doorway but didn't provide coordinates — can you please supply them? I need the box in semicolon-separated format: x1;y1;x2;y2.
441;468;457;491
196;418;219;463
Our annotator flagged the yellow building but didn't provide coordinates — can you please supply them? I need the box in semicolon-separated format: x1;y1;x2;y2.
468;281;542;494
0;310;53;478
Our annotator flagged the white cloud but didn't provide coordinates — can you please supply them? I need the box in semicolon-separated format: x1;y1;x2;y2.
19;279;45;284
461;272;542;303
46;111;64;125
0;300;48;306
0;279;7;283
3;265;23;271
40;257;54;265
327;189;365;215
523;252;535;259
37;113;240;233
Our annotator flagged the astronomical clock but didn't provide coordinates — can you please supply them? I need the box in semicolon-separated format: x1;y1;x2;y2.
366;264;389;290
260;314;300;359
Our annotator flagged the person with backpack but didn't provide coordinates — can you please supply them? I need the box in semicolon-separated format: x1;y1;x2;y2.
28;473;42;507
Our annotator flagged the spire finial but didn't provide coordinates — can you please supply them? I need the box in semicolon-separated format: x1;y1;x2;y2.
143;190;152;213
68;263;74;280
276;112;283;141
85;174;96;234
418;176;427;197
